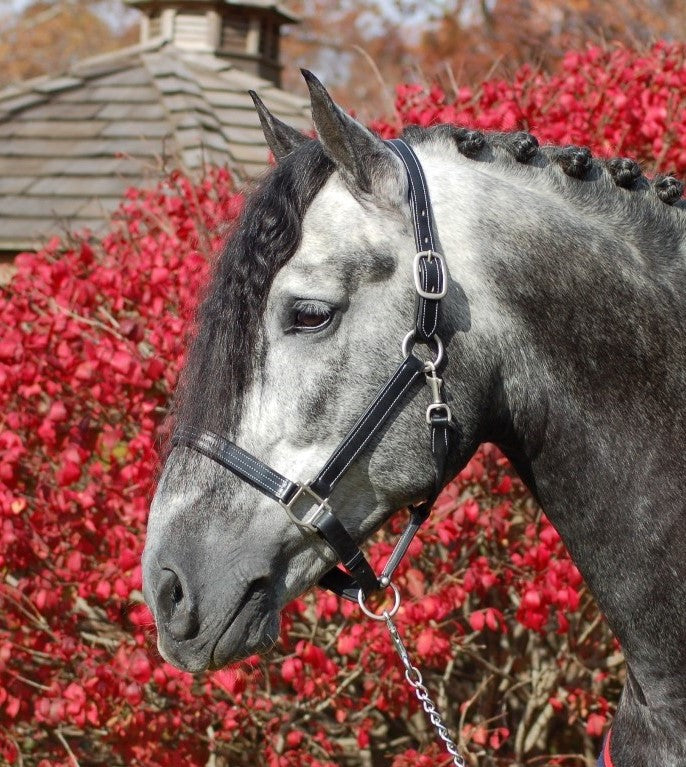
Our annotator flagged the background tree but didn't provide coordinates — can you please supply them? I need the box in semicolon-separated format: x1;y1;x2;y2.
281;0;686;118
0;0;138;86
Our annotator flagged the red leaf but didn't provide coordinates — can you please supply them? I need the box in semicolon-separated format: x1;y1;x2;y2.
56;460;81;486
586;713;607;737
110;351;135;376
469;611;486;632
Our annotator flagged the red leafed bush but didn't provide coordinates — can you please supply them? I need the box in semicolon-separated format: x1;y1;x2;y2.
371;40;686;175
1;42;684;766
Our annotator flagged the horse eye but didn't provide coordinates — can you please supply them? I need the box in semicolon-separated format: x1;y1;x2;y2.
292;302;333;332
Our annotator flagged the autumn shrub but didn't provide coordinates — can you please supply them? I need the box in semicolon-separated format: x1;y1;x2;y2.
1;42;684;767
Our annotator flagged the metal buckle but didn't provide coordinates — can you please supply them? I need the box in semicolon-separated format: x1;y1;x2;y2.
280;483;330;530
426;402;453;425
413;251;448;300
425;365;452;424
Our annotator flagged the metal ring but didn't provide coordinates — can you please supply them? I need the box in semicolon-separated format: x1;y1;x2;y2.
401;331;444;369
429;335;444;368
401;330;416;358
357;583;401;621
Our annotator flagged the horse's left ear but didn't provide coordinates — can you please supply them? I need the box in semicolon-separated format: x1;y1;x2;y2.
302;69;403;200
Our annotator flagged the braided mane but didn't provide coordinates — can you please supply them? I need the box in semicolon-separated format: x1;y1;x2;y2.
402;123;685;211
173;141;334;439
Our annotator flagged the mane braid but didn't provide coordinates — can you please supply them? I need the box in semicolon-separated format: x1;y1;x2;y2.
400;124;686;215
172;141;334;439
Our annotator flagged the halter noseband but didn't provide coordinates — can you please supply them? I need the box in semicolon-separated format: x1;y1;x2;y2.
172;139;457;602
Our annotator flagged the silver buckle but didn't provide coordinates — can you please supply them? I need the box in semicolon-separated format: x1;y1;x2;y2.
280;483;330;530
413;251;448;300
426;402;452;425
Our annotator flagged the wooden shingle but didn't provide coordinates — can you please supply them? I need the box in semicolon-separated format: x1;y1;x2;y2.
0;36;310;255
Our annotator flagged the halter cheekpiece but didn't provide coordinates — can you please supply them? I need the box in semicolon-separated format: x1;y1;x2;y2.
172;139;457;602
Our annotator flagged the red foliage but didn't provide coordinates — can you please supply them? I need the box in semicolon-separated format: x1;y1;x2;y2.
1;42;683;765
372;41;686;177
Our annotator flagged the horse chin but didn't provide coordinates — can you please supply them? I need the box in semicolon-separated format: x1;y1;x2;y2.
210;601;280;669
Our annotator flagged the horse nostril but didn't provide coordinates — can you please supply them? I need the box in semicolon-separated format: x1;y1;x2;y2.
158;569;200;641
172;581;183;606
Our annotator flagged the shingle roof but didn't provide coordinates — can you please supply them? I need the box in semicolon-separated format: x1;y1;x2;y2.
0;36;310;253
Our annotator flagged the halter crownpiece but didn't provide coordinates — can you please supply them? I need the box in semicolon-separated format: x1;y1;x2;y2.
172;139;456;601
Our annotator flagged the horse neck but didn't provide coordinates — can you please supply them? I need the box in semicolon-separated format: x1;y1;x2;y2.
422;145;686;719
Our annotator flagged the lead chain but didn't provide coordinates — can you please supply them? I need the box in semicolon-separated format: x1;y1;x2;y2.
382;612;466;767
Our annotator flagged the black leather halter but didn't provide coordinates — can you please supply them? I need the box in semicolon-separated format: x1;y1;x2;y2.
172;139;457;602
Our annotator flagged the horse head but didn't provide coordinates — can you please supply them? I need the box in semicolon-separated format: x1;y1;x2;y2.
142;74;490;671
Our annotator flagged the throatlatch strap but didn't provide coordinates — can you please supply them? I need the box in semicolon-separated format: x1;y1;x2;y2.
386;139;446;342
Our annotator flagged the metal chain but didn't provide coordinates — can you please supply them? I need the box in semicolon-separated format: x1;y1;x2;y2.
358;586;466;766
384;612;466;767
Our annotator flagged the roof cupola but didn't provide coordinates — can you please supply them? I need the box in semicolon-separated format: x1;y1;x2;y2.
126;1;297;85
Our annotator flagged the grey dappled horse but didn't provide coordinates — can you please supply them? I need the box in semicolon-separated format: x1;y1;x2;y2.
143;74;686;766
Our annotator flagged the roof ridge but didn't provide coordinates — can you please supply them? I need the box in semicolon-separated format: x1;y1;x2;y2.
70;36;168;74
0;37;169;107
144;48;206;132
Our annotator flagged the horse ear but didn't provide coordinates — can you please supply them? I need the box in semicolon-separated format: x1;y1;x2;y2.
249;90;308;162
301;69;403;198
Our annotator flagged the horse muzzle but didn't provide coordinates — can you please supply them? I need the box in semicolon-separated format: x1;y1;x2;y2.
143;546;279;671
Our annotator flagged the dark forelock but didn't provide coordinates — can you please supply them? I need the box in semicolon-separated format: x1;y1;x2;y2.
173;140;335;437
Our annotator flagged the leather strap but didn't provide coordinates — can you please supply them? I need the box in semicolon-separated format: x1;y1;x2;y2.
310;354;424;498
171;356;426;598
314;510;379;596
172;428;299;505
386;139;446;342
319;366;458;602
429;410;456;500
173;427;381;596
318;566;365;602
